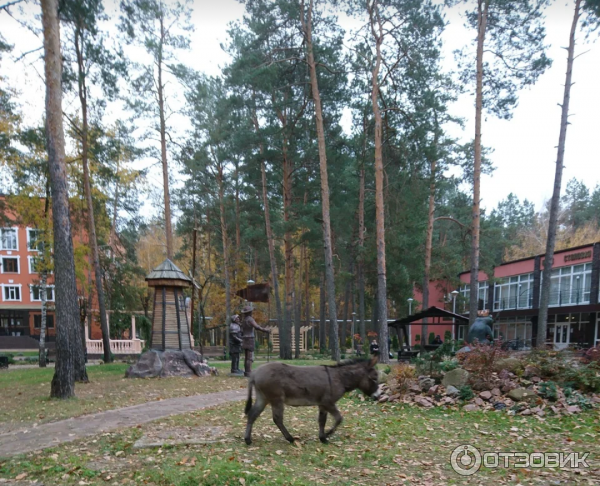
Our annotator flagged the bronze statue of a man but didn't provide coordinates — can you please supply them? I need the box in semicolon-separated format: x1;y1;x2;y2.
229;315;243;375
240;305;271;377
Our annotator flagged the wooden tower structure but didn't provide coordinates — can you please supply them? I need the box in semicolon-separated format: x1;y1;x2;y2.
146;259;192;350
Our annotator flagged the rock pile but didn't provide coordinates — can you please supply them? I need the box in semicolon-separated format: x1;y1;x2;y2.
377;369;600;416
125;349;216;378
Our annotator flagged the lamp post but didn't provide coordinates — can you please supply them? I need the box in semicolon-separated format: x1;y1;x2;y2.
407;298;414;315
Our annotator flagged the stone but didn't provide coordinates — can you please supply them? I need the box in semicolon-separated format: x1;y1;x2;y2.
531;376;541;383
126;349;212;379
566;405;582;414
427;385;439;396
445;385;459;396
378;371;389;383
416;397;434;408
523;365;541;378
494;357;523;373
418;377;436;392
378;395;389;403
493;402;507;411
409;384;422;393
474;397;485;406
491;388;501;397
442;368;469;388
480;391;492;400
507;388;536;402
520;409;532;416
463;404;479;412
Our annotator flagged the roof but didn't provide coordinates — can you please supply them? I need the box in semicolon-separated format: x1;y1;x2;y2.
145;259;192;283
388;306;469;327
458;241;599;275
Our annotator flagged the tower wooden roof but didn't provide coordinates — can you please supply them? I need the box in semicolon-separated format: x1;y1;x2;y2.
145;259;192;288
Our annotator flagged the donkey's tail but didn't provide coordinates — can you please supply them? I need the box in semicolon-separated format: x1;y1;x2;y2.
245;378;254;415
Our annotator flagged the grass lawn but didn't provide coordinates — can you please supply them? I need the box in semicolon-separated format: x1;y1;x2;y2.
0;360;333;431
0;393;598;485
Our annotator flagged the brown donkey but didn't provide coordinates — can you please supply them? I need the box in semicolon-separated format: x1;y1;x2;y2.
244;357;380;445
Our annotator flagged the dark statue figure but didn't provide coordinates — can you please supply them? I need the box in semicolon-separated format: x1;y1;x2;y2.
240;305;271;377
229;315;243;375
466;316;494;345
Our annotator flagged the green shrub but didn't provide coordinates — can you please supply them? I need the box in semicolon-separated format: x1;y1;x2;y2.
392;335;399;351
459;385;474;401
444;330;452;342
561;362;600;393
345;336;352;349
415;334;421;343
428;332;435;344
383;365;391;374
0;353;16;365
538;381;558;401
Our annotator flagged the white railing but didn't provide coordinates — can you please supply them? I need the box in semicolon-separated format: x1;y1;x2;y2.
86;339;145;355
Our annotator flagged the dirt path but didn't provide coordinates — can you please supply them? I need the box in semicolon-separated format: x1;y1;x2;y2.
0;389;246;458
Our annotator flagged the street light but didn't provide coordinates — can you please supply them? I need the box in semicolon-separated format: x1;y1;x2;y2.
247;279;255;285
450;290;459;314
407;298;414;315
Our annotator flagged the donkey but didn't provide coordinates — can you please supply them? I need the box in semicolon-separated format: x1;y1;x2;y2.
244;357;380;445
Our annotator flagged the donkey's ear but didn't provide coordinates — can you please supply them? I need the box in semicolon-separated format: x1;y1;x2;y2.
369;355;379;368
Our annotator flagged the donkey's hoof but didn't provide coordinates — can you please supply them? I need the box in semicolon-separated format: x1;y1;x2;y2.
319;437;329;444
244;437;252;445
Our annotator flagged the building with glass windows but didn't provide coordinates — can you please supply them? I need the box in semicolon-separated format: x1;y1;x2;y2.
455;242;599;350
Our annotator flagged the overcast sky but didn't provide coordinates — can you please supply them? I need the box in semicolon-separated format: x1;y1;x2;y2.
1;0;599;214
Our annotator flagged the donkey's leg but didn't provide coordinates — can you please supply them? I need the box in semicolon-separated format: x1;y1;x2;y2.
318;406;328;444
244;394;267;445
324;404;343;439
271;401;295;444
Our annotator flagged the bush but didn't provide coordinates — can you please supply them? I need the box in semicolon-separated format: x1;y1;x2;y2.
392;363;416;395
582;345;600;363
415;334;420;343
428;332;435;344
0;353;16;365
459;342;508;385
523;349;567;378
444;330;452;342
561;362;600;393
392;335;399;351
345;336;352;349
458;385;474;401
538;381;559;401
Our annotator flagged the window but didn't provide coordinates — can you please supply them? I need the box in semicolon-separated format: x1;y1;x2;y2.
34;314;54;329
1;228;17;250
30;285;55;302
458;281;488;312
545;264;592;306
3;286;21;301
27;228;44;252
1;257;19;273
493;274;534;311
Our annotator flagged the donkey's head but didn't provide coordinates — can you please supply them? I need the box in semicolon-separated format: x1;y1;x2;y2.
356;356;380;398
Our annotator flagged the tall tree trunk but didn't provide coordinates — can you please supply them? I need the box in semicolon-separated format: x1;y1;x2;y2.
75;26;111;364
294;263;301;359
319;273;326;353
341;262;351;353
304;240;310;348
302;0;339;361
537;0;581;347
206;209;212;273
297;235;305;359
368;0;389;362
39;271;48;368
469;0;489;325
158;15;173;259
358;162;366;344
42;0;87;397
422;141;438;346
254;110;284;347
217;165;231;346
282;141;294;360
235;163;241;249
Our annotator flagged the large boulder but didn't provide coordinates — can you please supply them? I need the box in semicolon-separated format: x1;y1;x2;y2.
494;357;523;373
507;388;537;402
442;368;469;388
126;349;213;379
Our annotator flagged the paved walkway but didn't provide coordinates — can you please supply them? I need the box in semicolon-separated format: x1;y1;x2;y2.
0;389;246;458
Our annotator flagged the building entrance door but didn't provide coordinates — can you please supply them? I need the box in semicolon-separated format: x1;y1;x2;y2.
554;322;570;350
